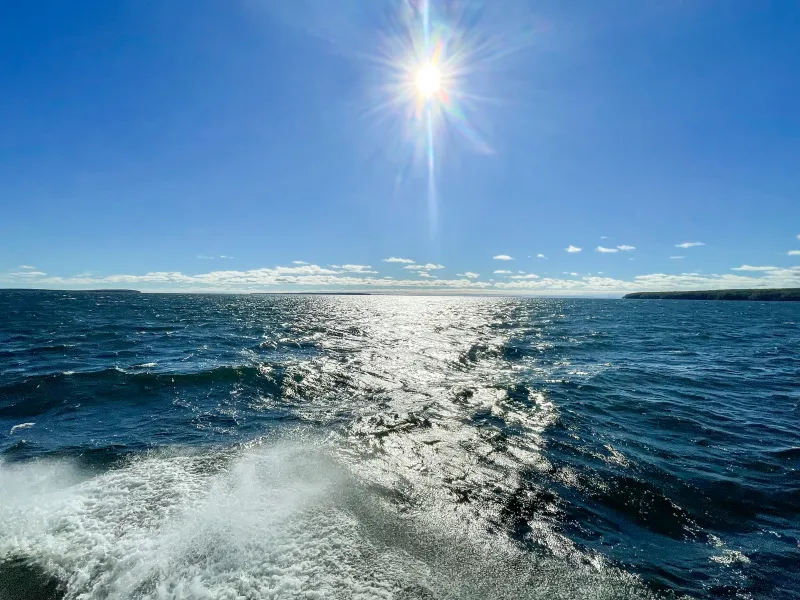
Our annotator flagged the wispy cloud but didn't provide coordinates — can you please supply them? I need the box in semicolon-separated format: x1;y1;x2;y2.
276;264;339;275
338;264;378;274
536;254;546;259
617;245;636;252
404;263;445;270
732;265;778;272
675;242;706;249
788;250;800;256
383;257;415;264
596;246;618;253
670;256;685;260
197;255;215;260
418;272;435;278
219;255;234;259
493;255;513;261
19;265;36;270
600;236;609;240
494;270;512;275
510;274;540;280
292;261;309;265
457;272;480;279
566;245;582;253
8;271;47;277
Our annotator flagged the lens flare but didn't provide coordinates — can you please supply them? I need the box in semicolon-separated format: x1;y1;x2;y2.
359;0;532;240
415;63;441;98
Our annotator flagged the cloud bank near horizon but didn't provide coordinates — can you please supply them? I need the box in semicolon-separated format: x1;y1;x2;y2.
3;262;799;296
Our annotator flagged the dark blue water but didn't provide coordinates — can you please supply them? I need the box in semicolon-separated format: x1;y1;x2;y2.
1;291;798;600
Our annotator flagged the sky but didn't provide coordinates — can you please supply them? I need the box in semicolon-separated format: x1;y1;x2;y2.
1;0;799;295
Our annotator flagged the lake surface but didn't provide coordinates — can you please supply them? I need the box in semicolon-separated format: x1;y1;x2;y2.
1;291;798;599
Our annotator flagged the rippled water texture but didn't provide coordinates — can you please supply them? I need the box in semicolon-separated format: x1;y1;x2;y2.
1;292;798;599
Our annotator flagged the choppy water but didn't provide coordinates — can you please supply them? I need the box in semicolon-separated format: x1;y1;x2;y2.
1;291;798;600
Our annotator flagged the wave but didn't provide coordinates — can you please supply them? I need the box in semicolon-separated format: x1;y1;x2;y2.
0;365;289;419
0;439;659;600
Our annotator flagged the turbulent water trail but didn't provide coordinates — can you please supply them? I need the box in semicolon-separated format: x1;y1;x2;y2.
0;442;654;600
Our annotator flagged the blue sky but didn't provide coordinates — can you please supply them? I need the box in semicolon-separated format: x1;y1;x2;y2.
1;0;799;295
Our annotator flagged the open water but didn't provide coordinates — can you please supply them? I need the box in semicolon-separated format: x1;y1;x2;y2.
1;291;798;599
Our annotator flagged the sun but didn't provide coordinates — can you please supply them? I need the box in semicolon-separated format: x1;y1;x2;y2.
415;63;442;99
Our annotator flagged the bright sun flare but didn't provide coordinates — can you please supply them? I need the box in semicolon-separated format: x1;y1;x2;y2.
415;63;441;98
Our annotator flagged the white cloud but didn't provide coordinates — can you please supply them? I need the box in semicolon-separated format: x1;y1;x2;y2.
383;257;415;264
617;245;636;251
404;263;445;270
275;264;339;275
457;272;480;279
797;234;800;241
292;261;309;265
493;255;513;261
494;270;512;275
197;255;215;260
596;246;618;253
675;242;706;249
219;255;234;259
19;265;36;270
788;250;800;256
338;264;377;274
7;261;800;297
536;254;546;259
566;245;582;253
600;236;609;240
731;265;778;272
518;271;525;274
670;256;685;260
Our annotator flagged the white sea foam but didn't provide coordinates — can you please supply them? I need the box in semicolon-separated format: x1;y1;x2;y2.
9;422;35;435
131;362;158;369
710;549;750;566
0;440;657;600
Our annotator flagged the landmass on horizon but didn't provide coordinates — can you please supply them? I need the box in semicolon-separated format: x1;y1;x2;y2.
625;288;800;301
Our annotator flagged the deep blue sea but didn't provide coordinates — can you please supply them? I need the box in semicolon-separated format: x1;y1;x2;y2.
1;291;798;600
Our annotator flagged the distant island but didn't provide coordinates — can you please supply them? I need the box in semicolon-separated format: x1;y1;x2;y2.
624;288;800;301
2;288;142;293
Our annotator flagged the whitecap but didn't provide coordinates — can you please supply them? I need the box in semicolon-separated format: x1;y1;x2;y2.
9;422;35;435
